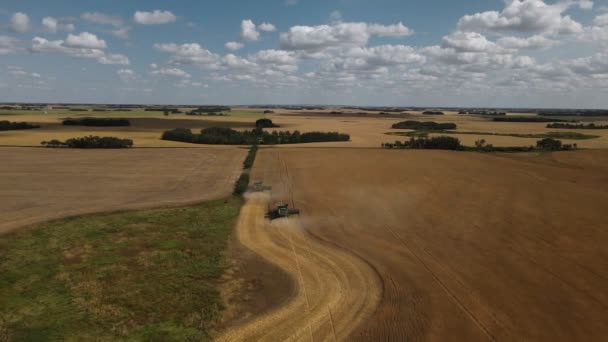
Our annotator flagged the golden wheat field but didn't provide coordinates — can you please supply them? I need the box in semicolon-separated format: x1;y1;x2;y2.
216;147;608;341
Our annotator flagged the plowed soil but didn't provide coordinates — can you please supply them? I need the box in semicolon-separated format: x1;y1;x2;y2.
229;147;608;341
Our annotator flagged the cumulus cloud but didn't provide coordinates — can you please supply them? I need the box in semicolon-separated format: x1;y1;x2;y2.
458;0;584;35
442;31;501;52
258;22;277;32
241;20;260;41
150;67;191;78
65;32;107;49
497;34;556;49
279;22;413;51
154;43;219;65
367;22;413;37
225;41;244;51
41;20;72;34
10;12;29;33
42;17;59;33
134;10;177;25
30;36;129;65
254;49;298;65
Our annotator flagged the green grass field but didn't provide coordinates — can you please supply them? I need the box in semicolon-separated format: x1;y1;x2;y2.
386;130;600;140
0;196;242;341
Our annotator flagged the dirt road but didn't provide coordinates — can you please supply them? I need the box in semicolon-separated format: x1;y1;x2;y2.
237;147;608;341
217;170;381;341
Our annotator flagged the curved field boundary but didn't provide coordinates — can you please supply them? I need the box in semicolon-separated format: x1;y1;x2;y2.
217;193;381;341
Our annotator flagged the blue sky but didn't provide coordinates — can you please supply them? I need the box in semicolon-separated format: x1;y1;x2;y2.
1;0;608;107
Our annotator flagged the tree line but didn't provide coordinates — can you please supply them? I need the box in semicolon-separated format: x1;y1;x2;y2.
493;117;572;123
547;122;608;129
0;121;40;131
391;120;456;130
382;136;576;152
161;127;350;145
62;117;131;127
41;136;133;148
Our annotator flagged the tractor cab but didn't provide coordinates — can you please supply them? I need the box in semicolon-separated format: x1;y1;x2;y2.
265;201;300;220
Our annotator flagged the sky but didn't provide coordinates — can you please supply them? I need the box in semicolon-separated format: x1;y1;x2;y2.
1;0;608;108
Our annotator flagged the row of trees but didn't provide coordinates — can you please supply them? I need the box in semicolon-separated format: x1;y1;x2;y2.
41;136;133;148
391;120;456;130
493;117;571;123
382;136;462;150
0;121;40;131
458;110;506;115
382;137;576;152
547;122;608;129
62;117;131;127
422;111;445;115
161;127;350;145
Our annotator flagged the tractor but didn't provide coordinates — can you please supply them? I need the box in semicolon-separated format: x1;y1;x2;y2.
265;201;300;220
249;181;271;192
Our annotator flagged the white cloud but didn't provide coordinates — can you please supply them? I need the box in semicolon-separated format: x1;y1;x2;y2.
225;41;244;51
117;68;136;81
65;32;107;49
30;36;129;65
42;17;58;33
367;22;413;37
254;49;298;65
134;10;177;25
280;22;413;51
0;35;18;54
151;67;191;78
81;12;123;28
285;0;298;6
458;0;584;35
98;54;130;65
594;13;608;26
42;17;75;33
153;43;219;65
258;22;277;32
10;12;29;33
241;19;260;41
442;31;501;53
497;34;556;49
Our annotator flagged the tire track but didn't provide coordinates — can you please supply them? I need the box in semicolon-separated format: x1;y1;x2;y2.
217;150;381;341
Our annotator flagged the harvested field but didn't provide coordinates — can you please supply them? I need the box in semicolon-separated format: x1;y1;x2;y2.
3;110;608;148
235;147;608;341
217;193;381;341
0;147;246;234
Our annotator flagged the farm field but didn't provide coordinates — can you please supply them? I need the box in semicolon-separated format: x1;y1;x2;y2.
0;197;243;340
222;147;608;341
0;147;246;234
4;108;608;148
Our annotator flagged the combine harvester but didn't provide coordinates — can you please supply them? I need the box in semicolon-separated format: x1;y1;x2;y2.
265;201;300;220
